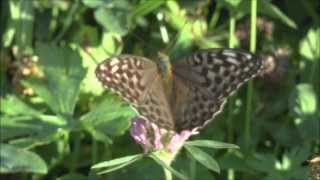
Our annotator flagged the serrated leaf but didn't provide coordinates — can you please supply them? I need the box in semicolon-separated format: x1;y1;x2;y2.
184;145;220;173
185;140;239;149
149;154;188;180
27;43;86;116
0;144;47;174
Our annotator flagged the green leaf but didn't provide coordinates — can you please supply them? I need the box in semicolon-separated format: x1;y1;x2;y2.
79;33;122;95
25;43;86;116
80;95;134;138
0;95;41;116
290;84;317;115
0;144;47;174
2;1;17;47
299;27;320;60
149;154;188;180
94;5;129;35
0;114;66;148
184;145;220;173
185;140;239;149
129;0;166;26
91;154;143;174
92;154;143;169
259;0;297;29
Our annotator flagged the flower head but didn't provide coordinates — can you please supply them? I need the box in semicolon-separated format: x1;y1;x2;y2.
130;117;198;154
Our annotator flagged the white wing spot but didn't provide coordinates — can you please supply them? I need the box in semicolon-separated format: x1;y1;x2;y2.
121;64;128;70
123;72;129;80
99;65;107;71
214;58;223;65
243;67;250;72
222;50;237;57
132;74;138;84
226;57;240;65
109;58;120;66
110;65;119;74
241;52;252;59
194;55;201;64
99;73;106;78
206;71;216;79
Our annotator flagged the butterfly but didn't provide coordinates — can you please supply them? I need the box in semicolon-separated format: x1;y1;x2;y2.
95;48;264;132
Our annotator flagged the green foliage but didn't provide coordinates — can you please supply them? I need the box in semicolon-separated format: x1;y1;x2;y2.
0;0;319;179
0;144;47;174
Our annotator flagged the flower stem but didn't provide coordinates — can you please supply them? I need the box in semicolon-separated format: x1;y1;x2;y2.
153;150;178;180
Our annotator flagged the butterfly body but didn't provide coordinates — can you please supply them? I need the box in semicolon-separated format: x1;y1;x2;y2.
96;48;263;132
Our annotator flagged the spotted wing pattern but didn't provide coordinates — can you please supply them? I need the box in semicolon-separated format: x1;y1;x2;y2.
96;49;263;132
95;55;157;105
95;55;174;130
173;48;263;131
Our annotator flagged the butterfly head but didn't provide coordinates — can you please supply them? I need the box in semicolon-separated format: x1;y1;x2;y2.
157;52;172;78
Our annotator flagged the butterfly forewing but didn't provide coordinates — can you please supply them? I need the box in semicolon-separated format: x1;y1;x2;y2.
96;55;175;130
95;55;158;105
173;48;263;130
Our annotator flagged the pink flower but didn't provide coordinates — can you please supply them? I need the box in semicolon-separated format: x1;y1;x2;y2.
130;117;198;154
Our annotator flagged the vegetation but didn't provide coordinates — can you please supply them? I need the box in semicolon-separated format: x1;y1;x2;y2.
0;0;319;179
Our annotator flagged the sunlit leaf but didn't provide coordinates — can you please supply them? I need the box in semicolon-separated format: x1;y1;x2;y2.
290;84;317;115
299;27;320;60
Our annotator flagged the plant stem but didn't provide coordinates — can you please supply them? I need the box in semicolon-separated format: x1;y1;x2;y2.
228;13;236;48
245;0;257;152
227;11;236;180
153;150;176;180
70;133;81;172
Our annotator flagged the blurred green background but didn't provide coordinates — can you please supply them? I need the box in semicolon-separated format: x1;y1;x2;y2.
0;0;319;179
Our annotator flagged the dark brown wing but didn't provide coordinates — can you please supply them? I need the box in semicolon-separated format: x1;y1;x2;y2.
172;48;263;131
